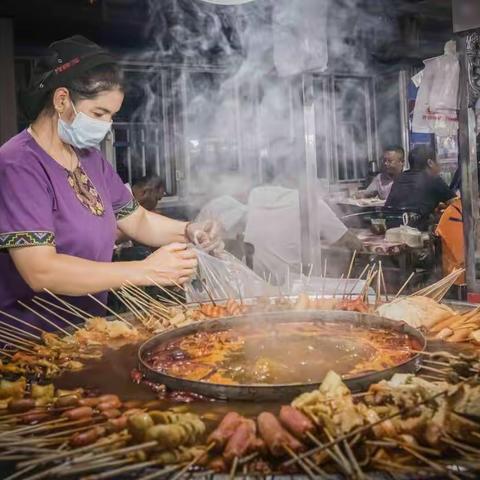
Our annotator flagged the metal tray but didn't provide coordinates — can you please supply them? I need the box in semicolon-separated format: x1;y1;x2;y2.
138;310;426;401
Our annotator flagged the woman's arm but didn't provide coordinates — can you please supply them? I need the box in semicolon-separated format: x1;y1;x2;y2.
117;206;187;247
9;243;197;296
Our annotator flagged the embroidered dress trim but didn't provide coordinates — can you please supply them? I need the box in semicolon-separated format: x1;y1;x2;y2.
0;231;56;249
115;198;140;221
67;165;105;216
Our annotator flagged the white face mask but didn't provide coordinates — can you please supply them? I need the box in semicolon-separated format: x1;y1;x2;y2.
58;103;112;149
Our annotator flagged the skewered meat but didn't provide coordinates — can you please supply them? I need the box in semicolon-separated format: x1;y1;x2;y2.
54;395;80;408
207;411;244;450
7;398;36;413
62;406;94;421
70;426;106;447
223;418;257;463
279;405;314;440
258;412;303;457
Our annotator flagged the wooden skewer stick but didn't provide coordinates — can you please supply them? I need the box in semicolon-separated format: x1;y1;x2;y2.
343;250;357;299
0;309;46;334
109;289;142;321
333;274;345;299
306;431;347;472
0;336;33;353
55;458;134;479
134;464;185;480
33;297;86;321
283;445;316;480
0;319;40;340
87;294;133;327
346;264;370;299
321;258;328;299
228;456;239;480
343;438;365;480
31;299;80;331
146;277;188;309
18;301;71;336
169;442;215;480
394;272;415;299
0;326;38;346
120;288;168;319
123;282;169;311
379;261;389;302
43;289;93;319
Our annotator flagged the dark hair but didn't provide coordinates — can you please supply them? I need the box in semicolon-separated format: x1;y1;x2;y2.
132;175;165;191
384;145;405;159
408;145;436;171
21;63;124;121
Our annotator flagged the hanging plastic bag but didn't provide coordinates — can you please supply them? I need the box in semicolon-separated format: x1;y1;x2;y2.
185;249;276;303
412;42;459;136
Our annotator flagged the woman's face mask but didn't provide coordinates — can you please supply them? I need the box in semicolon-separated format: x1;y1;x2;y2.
58;102;112;149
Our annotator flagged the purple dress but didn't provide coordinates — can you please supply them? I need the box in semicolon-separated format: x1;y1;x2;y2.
0;130;139;331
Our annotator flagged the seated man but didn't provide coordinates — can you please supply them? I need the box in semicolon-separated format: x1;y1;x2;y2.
356;146;405;200
385;145;456;230
131;176;165;211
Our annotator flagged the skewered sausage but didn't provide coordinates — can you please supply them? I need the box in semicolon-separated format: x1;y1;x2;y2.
98;394;120;404
224;418;256;463
101;408;122;419
54;395;80;409
69;426;106;447
97;399;122;411
7;398;36;413
207;411;243;449
78;397;100;407
258;412;303;457
106;415;128;433
61;406;94;421
21;410;52;424
279;406;314;440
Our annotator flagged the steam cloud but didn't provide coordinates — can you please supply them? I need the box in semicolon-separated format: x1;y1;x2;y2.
126;0;403;279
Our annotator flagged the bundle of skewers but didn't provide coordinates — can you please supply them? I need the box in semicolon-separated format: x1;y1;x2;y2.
1;366;480;479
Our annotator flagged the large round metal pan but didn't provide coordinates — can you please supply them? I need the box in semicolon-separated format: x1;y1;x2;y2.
138;310;426;401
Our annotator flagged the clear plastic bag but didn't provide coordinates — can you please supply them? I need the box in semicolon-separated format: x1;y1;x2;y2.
185;249;275;303
412;51;459;136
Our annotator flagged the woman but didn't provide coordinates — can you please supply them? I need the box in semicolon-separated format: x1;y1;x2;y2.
0;36;221;329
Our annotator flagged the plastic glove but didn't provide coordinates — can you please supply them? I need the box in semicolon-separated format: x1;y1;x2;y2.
185;219;224;253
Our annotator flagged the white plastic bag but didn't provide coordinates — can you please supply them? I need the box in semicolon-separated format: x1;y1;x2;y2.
185;249;275;303
412;53;459;136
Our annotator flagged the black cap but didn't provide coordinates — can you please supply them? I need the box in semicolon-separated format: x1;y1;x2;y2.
20;35;117;120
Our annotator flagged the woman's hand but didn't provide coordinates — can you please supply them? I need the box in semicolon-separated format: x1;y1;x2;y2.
185;220;224;253
140;243;198;286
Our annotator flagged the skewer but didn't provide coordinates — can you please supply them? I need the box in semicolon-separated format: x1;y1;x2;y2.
375;261;382;307
146;277;188;309
321;258;328;298
0;336;34;353
201;279;217;306
379;261;389;301
401;444;461;480
323;427;353;476
0;319;40;340
169;442;215;480
306;431;350;474
342;439;365;480
333;274;345;299
31;298;81;331
228;456;239;480
123;282;170;311
394;272;415;299
0;309;46;334
135;464;185;480
33;297;86;321
346;264;369;299
56;458;134;479
110;289;142;320
43;289;93;319
306;263;314;287
284;387;451;467
18;436;127;468
120;288;169;319
18;301;71;336
283;445;317;480
0;326;38;346
87;294;134;327
343;250;357;299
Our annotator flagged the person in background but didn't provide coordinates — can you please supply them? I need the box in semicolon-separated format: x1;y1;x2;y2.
436;198;465;286
356;146;405;200
385;145;456;230
131;176;165;212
